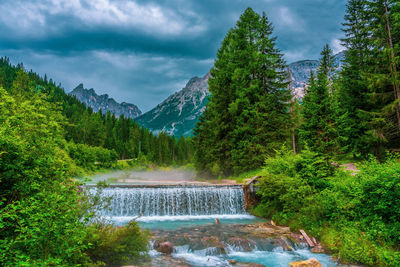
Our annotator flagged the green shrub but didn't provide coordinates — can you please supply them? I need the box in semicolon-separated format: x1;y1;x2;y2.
85;221;150;266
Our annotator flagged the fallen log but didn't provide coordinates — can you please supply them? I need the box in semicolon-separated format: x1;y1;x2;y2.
300;229;315;247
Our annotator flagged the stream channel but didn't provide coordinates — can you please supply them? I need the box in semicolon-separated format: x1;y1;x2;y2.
85;169;342;267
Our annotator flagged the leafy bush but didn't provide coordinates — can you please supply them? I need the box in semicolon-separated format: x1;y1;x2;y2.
85;221;150;266
254;147;332;224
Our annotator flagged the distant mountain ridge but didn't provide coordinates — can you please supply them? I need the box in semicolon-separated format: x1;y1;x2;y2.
69;84;142;118
135;73;210;137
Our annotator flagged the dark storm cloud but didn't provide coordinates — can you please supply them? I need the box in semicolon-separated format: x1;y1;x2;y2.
0;0;347;111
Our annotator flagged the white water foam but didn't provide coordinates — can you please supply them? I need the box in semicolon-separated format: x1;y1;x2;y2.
109;214;255;223
172;245;230;267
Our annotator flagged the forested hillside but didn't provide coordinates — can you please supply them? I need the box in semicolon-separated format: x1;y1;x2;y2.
0;57;194;167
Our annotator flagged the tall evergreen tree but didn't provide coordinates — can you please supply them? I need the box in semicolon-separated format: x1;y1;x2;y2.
300;45;337;157
195;8;291;175
362;0;400;156
336;0;373;157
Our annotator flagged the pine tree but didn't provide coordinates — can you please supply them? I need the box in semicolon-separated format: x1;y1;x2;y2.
363;0;400;156
336;0;373;157
300;45;337;157
195;8;291;175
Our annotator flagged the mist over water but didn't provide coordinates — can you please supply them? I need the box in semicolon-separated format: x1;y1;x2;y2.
85;168;202;185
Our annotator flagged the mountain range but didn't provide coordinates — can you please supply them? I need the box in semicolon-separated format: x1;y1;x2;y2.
70;52;345;137
69;84;142;118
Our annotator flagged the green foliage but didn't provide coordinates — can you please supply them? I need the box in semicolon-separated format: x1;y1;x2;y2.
299;45;338;158
335;0;400;160
66;142;118;169
195;8;292;176
254;147;332;221
0;182;91;266
255;148;400;266
85;221;150;266
0;87;91;265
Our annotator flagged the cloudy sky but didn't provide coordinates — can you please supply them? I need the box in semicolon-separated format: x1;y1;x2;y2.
0;0;346;112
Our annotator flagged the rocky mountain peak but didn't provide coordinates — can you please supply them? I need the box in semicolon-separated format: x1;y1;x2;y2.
135;73;210;137
69;84;142;119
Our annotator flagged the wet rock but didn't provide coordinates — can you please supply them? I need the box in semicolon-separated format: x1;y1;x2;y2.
273;238;292;251
227;237;255;252
199;236;226;254
155;241;174;255
290;233;304;244
310;244;325;253
229;259;238;265
201;236;223;247
236;263;266;267
275;226;291;234
289;258;322;267
149;255;190;267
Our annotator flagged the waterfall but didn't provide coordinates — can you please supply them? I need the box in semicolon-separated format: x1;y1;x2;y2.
91;186;248;221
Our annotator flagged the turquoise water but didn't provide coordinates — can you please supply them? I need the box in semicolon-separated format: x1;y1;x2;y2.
168;246;338;267
226;248;337;267
139;216;265;229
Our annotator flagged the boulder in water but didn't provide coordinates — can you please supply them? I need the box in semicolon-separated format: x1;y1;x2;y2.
200;236;226;254
289;258;322;267
227;237;255;252
154;241;174;255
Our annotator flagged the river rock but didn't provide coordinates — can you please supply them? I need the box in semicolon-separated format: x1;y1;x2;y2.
201;236;224;247
289;258;322;267
310;244;325;253
149;255;190;267
154;241;174;254
227;237;255;252
236;263;265;267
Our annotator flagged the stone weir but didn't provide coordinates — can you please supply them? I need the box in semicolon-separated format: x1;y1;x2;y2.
88;185;248;218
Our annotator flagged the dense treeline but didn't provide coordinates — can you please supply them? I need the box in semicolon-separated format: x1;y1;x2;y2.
0;57;194;167
195;4;400;266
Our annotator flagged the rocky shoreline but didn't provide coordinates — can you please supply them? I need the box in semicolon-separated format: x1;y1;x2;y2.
142;221;334;267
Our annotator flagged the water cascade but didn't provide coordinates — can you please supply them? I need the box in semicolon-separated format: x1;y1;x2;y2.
91;186;249;222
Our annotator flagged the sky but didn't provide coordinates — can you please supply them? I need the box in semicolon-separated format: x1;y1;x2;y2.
0;0;347;112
